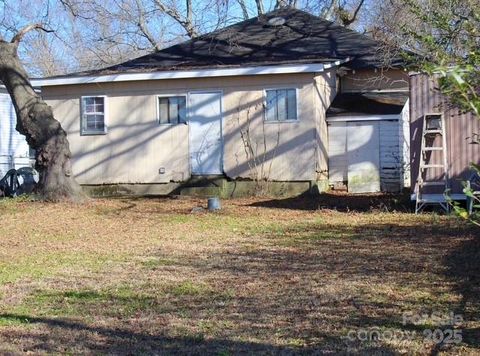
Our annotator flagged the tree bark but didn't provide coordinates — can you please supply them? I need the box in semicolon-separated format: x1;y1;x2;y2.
0;32;82;201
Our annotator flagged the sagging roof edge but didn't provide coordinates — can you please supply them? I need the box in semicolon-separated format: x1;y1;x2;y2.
30;59;350;87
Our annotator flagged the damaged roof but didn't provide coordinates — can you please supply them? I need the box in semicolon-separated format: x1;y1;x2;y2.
326;92;409;117
63;8;403;77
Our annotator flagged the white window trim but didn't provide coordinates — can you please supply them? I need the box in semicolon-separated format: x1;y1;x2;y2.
80;95;108;135
263;87;300;123
156;94;188;126
31;61;353;87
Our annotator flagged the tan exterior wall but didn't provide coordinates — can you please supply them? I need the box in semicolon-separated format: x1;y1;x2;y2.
42;73;330;184
341;68;409;92
314;70;337;179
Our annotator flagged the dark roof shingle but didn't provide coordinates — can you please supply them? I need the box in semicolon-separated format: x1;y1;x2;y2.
73;8;402;77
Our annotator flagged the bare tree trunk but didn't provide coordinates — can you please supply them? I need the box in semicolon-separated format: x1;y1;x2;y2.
0;26;82;201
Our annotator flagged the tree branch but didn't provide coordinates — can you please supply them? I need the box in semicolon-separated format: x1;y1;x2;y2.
134;0;161;51
11;24;53;44
153;0;198;38
236;0;249;20
255;0;264;15
341;0;365;26
350;0;365;24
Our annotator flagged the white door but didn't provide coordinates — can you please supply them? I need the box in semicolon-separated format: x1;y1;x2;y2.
328;122;348;184
347;122;380;193
189;91;223;175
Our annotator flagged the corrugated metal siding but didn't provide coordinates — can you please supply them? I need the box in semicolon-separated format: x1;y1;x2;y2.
0;92;31;178
410;74;480;194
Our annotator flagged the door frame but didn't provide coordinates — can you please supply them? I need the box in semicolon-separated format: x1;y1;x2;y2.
187;90;224;175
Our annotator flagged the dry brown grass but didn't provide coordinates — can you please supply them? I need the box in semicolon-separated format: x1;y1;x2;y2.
0;195;478;354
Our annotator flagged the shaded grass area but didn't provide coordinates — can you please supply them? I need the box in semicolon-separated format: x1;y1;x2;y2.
0;196;478;354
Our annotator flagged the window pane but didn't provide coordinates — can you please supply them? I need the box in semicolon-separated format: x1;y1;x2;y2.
266;90;276;121
169;97;179;124
286;89;297;120
265;89;297;122
177;97;186;123
276;90;287;121
82;97;106;133
84;114;104;132
95;103;104;113
95;115;105;130
158;98;169;124
158;96;186;124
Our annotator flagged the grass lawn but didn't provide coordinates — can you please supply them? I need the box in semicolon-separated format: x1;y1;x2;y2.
0;194;478;354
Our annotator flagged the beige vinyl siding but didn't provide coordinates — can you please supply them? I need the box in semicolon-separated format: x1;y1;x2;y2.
42;73;326;184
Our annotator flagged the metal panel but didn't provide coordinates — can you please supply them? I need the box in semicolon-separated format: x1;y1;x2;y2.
410;74;480;194
347;121;381;193
328;122;347;183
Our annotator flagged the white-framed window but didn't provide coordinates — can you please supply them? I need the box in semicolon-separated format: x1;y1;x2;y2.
81;96;107;135
265;88;298;122
157;95;187;125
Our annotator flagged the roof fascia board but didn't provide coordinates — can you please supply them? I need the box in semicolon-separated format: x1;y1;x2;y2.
340;88;410;94
31;61;350;87
326;114;400;122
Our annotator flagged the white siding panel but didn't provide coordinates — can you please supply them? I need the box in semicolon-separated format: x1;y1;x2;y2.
400;99;411;188
347;121;381;193
328;122;347;183
328;114;407;193
0;93;31;178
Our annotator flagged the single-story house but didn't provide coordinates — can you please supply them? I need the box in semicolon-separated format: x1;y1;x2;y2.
32;8;411;195
0;86;33;178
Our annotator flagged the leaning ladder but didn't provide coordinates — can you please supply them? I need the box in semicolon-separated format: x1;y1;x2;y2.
415;113;449;213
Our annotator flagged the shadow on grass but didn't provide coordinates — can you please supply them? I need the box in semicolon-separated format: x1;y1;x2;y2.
1;216;477;354
444;234;480;348
249;190;413;212
0;313;398;355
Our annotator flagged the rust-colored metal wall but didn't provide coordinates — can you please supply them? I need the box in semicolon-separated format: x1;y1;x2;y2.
410;73;480;194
